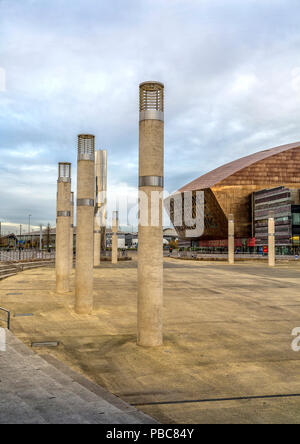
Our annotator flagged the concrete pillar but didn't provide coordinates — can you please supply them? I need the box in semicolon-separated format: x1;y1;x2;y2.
112;211;119;264
75;135;95;314
137;81;164;347
94;150;107;266
56;163;71;293
69;192;74;273
39;225;43;251
228;213;235;265
268;211;275;267
94;225;101;267
101;151;107;256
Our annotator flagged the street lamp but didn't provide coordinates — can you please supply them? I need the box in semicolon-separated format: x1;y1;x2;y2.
28;214;31;249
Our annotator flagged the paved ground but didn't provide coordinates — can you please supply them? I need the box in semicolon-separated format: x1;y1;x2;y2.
1;256;300;423
0;330;156;424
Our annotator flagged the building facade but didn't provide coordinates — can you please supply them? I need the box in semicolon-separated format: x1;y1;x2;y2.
165;142;300;252
253;186;300;248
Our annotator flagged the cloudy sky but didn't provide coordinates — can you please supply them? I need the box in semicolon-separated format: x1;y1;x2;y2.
1;0;300;232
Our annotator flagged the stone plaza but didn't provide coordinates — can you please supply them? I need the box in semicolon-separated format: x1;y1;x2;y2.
1;254;300;423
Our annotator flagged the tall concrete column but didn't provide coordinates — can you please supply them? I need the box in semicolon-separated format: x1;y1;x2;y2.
137;81;164;347
69;191;74;273
100;151;107;256
112;211;119;264
268;211;275;267
75;135;95;314
94;226;101;267
39;225;43;251
228;213;235;265
94;150;107;266
56;163;71;293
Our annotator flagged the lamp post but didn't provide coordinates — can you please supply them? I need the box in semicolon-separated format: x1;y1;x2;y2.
69;191;74;274
268;211;275;267
75;134;95;314
56;162;71;294
19;224;22;260
228;214;235;265
137;81;164;347
28;214;31;249
94;150;107;266
39;224;43;251
112;211;119;264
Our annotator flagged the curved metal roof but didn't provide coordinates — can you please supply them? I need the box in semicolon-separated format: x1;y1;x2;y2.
179;141;300;192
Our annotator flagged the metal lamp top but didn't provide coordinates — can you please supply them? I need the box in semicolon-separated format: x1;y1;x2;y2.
139;81;164;122
58;162;71;182
139;81;164;88
78;134;95;161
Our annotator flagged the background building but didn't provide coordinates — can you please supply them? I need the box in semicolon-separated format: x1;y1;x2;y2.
253;187;300;251
166;142;300;253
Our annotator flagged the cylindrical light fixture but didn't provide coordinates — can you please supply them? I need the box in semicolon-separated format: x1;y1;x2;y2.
112;211;119;265
69;191;74;273
94;150;107;266
56;162;71;293
137;81;164;347
268;210;275;267
228;213;235;265
75;135;95;314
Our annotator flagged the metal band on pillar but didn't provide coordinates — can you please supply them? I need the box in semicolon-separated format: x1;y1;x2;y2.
139;176;164;188
58;178;71;183
77;199;94;207
57;211;71;217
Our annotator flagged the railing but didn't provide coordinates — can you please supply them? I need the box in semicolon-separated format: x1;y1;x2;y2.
0;307;10;330
0;250;55;262
102;250;129;259
168;251;300;260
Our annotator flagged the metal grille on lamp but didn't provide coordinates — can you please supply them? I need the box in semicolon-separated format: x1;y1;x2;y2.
139;82;164;122
58;163;71;182
78;134;95;161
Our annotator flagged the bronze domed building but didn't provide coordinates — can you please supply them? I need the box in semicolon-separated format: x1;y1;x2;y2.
166;142;300;250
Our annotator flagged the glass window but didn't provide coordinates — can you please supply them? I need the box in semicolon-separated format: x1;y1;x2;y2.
293;213;300;225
